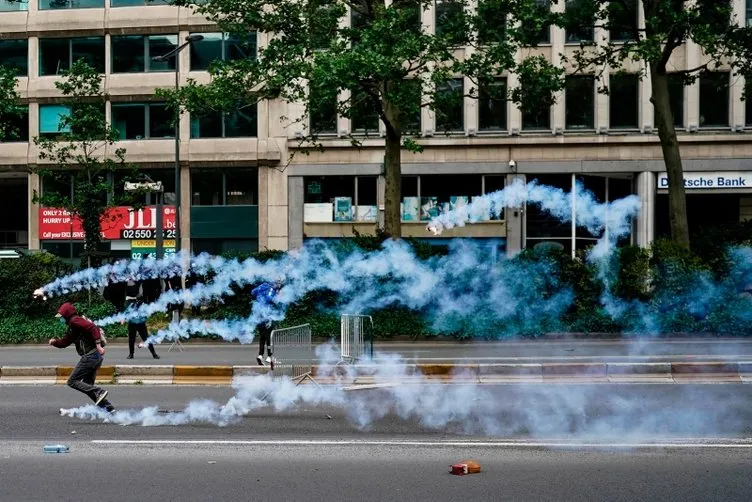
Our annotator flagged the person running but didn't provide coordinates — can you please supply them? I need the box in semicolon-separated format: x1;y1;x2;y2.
251;279;282;366
49;302;114;413
124;279;160;360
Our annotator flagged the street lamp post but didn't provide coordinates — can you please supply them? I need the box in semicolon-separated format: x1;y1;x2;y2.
152;34;204;256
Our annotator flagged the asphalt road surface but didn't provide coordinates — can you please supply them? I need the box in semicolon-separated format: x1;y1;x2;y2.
3;338;752;366
2;384;752;501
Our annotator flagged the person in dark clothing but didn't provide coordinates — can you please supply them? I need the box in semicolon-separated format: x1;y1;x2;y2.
49;302;114;413
165;275;184;318
185;271;202;316
251;280;282;366
123;280;160;360
141;278;162;304
103;278;127;312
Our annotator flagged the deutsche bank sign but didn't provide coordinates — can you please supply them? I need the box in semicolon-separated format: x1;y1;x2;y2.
658;172;752;190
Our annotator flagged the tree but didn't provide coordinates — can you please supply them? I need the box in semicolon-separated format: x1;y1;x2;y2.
32;60;141;267
165;0;566;238
560;0;752;249
0;66;23;142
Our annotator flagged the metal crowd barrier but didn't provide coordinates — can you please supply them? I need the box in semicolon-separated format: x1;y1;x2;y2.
269;323;317;385
340;314;374;364
167;310;184;352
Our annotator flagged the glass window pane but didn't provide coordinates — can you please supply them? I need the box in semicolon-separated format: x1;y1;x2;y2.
0;0;28;11
667;74;684;127
484;174;505;220
0;39;28;76
39;38;71;76
1;106;29;142
190;112;223;138
142;168;175;204
401;79;422;134
39;105;71;136
40;0;103;9
420;174;482;206
357;176;377;206
699;72;729;127
609;74;639;129
148;104;174;138
71;36;105;73
521;0;550;44
435;0;465;45
522;106;550;130
565;75;594;129
225;104;257;137
402;176;418;197
191;169;223;205
436;78;464;132
526;174;572;239
42;173;73;199
225;168;258;205
565;0;594;43
609;0;637;41
112;103;146;140
111;0;168;6
310;86;337;133
477;0;506;44
225;32;257;61
147;35;178;72
304;176;354;204
478;78;507;131
111;36;145;73
190;32;222;71
351;88;379;135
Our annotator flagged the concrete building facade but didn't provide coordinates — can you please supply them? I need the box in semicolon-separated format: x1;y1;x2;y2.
0;0;751;260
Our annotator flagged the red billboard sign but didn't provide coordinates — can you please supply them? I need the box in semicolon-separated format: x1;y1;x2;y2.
39;206;177;241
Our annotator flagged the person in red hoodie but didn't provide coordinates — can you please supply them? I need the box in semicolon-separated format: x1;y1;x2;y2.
49;302;115;413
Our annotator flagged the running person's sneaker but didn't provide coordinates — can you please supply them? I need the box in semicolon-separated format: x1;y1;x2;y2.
256;354;264;366
94;390;108;406
265;355;272;364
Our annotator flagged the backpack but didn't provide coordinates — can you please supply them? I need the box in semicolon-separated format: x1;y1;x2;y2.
81;315;107;348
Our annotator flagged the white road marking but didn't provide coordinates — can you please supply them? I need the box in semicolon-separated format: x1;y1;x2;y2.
91;439;752;448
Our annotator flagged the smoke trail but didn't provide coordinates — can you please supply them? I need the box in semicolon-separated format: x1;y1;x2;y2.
60;349;747;438
426;179;641;245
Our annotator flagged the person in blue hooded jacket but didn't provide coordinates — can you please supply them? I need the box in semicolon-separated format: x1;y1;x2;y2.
251;279;282;365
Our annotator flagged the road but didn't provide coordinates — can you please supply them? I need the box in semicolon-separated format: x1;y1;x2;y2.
2;384;752;501
3;337;752;366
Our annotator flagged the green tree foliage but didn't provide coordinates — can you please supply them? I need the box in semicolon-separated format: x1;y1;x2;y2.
32;60;141;267
560;0;752;249
164;0;565;238
0;66;23;141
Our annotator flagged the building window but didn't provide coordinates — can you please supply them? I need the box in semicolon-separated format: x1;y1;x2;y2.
609;0;637;42
522;106;551;130
191;168;257;206
435;78;464;133
435;0;465;45
303;176;377;222
114;168;176;204
565;0;594;43
748;0;752;27
190;32;257;71
1;106;29;143
609;74;639;129
350;88;379;136
112;103;173;140
39;37;105;76
699;72;729;128
399;174;503;222
39;105;71;138
39;0;103;9
667;73;684;128
111;35;178;73
0;0;28;11
111;0;168;6
190;104;258;138
565;75;595;130
0;39;28;76
520;0;551;45
309;86;338;134
478;78;507;131
477;0;506;44
402;79;422;134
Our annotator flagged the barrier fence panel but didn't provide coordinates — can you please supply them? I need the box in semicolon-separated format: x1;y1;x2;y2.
340;314;374;363
270;323;315;384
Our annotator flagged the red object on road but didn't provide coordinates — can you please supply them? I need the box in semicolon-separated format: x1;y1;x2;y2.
450;460;481;475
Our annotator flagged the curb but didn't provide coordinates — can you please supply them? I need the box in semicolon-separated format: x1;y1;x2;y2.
1;362;751;385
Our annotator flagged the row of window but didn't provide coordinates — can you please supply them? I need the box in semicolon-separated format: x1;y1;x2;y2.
42;168;258;207
0;33;256;77
303;174;505;223
2;102;258;142
313;73;752;134
0;0;168;10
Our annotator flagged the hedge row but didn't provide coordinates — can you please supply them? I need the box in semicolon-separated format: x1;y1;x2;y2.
2;221;752;344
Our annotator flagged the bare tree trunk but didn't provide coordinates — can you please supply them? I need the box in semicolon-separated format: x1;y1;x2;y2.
649;65;690;249
383;129;402;239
